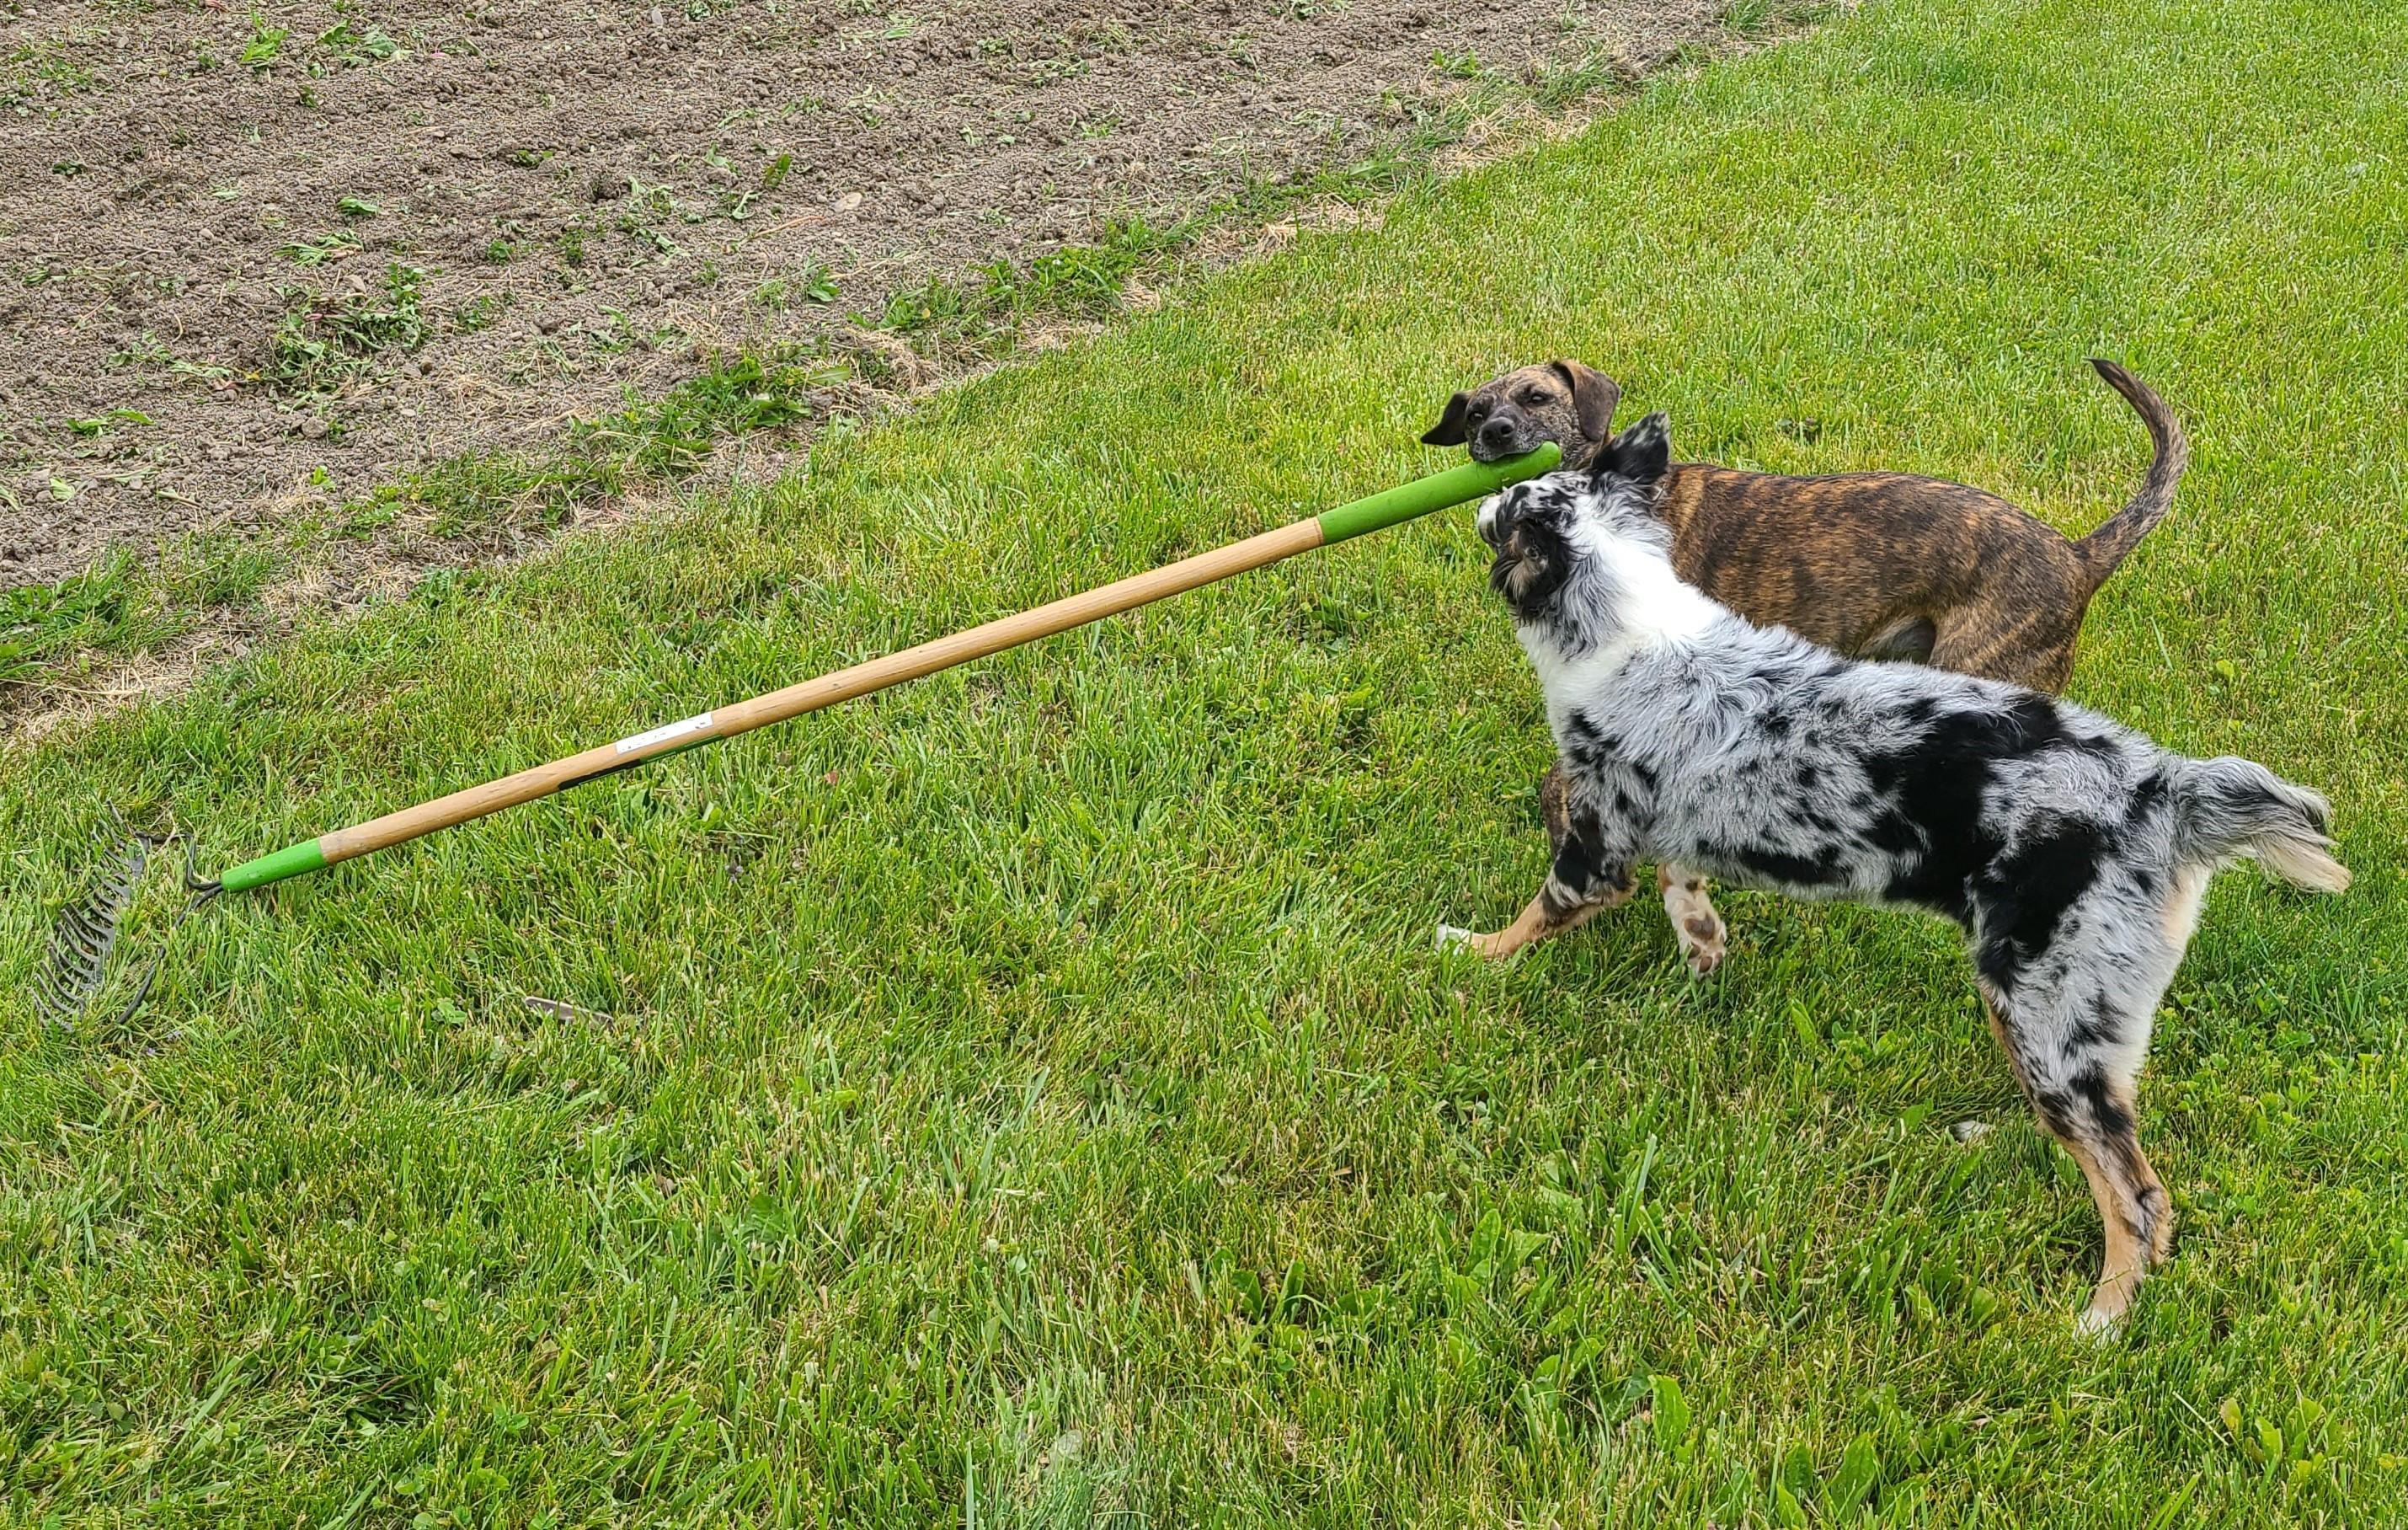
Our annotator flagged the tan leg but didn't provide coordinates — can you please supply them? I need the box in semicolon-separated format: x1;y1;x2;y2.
1658;864;1727;976
1443;885;1626;961
1982;998;2170;1335
2059;1129;2170;1336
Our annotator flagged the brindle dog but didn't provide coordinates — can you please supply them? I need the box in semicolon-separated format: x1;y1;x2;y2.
1423;358;2187;974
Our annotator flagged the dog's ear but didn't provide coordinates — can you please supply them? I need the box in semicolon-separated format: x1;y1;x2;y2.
1594;412;1671;485
1421;391;1473;447
1549;361;1621;441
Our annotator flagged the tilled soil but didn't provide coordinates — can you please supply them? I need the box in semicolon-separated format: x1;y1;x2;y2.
1;0;1725;592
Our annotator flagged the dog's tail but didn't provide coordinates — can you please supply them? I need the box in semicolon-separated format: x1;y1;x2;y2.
2170;755;2352;892
2074;359;2188;591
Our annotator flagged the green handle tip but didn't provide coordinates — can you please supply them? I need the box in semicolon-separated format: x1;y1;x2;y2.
1316;442;1563;545
217;838;327;893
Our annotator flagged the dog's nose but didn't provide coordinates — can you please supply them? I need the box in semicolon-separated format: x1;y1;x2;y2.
1478;417;1516;449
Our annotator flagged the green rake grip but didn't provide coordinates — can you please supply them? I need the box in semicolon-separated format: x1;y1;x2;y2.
208;442;1563;893
218;839;328;893
1316;443;1559;543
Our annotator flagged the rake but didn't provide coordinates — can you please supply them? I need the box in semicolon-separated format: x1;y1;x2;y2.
33;444;1560;1026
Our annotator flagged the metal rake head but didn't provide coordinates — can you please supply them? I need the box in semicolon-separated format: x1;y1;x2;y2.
33;812;215;1029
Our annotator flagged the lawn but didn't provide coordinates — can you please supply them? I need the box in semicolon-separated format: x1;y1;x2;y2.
4;0;2405;1522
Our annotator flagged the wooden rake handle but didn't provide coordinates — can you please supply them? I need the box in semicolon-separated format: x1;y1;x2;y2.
215;445;1562;892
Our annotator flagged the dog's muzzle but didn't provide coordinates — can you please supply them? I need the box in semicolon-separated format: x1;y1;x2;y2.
1470;409;1541;463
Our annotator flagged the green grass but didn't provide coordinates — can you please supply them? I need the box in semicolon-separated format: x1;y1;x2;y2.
4;0;2406;1522
0;539;283;689
344;350;845;541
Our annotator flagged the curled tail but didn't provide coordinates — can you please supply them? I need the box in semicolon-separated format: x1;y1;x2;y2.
2172;756;2351;892
2077;359;2188;590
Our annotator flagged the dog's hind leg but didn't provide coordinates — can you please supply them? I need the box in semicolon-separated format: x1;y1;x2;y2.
1981;989;2169;1335
1659;864;1727;976
1980;870;2197;1333
1444;876;1630;960
2053;1087;2170;1337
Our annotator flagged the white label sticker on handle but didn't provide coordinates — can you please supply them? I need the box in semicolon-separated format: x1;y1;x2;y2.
616;711;714;755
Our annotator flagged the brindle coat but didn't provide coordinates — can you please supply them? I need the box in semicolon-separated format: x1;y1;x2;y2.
1424;358;2188;973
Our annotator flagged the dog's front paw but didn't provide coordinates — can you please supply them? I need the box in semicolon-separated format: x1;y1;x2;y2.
1676;911;1727;977
1436;923;1519;961
1661;880;1727;978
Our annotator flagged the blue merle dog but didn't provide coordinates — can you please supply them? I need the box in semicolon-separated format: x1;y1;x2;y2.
1441;415;2350;1332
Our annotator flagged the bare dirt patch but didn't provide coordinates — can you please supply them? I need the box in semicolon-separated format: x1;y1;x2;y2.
0;0;1781;724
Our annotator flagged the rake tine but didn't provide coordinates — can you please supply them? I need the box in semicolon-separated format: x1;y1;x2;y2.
51;942;99;992
47;912;92;966
34;813;159;1028
61;912;118;969
33;966;74;1023
60;907;112;954
35;941;98;1019
34;820;221;1031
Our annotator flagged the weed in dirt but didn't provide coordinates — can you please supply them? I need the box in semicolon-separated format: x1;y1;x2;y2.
3;40;93;111
452;292;511;334
316;19;402;67
611;207;684;259
1720;0;1838;38
571;351;830;481
276;231;363;267
754;263;842;312
1530;45;1634;110
66;409;152;439
161;533;284;610
882;218;1189;358
267;262;431;393
239;13;288;72
0;532;276;687
1433;45;1486;79
0;560;145;685
104;334;176;373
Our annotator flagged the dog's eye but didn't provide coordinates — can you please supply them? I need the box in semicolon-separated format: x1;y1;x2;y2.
1466;401;1489;420
1519;389;1546;406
